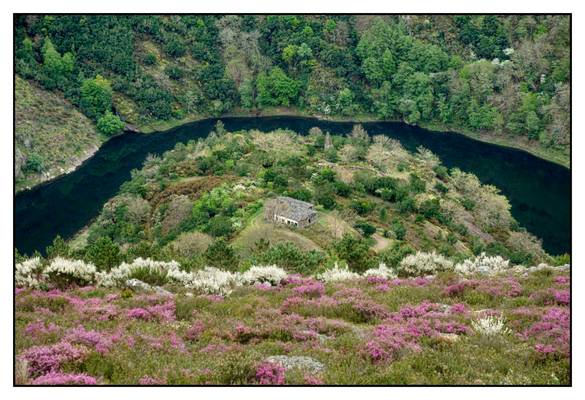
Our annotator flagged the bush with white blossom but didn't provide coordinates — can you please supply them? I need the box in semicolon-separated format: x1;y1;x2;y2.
240;265;288;286
184;267;241;296
363;263;397;279
44;258;97;287
455;253;510;276
472;315;511;336
316;263;360;282
15;257;45;288
97;258;181;287
398;251;453;277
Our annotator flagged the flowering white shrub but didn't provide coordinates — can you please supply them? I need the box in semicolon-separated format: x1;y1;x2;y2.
15;257;45;288
187;267;241;296
316;263;360;282
472;315;510;336
45;258;97;285
398;251;453;277
455;253;510;276
264;355;325;373
240;265;288;286
363;263;397;279
97;258;180;287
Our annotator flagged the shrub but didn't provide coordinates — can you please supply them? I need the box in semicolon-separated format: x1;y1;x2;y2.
207;215;234;238
377;243;415;268
84;237;121;271
363;263;397;279
455;253;510;276
204;239;239;271
45;258;97;287
15;257;45;288
334;234;375;272
241;265;288;286
354;221;376;238
472;315;510;336
97;258;180;287
255;242;325;275
316;263;360;282
397;251;453;277
97;112;125;136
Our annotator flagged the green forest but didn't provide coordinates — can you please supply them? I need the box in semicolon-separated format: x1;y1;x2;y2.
15;15;570;189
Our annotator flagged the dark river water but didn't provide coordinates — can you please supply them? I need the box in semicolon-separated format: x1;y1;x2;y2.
14;116;571;256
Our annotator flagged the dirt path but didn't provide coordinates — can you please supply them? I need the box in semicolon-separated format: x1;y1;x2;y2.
372;233;391;253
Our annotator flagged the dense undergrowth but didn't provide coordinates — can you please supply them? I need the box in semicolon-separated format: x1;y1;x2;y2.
15;257;570;385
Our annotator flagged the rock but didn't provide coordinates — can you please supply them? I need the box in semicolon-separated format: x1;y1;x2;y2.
264;355;325;374
125;279;173;297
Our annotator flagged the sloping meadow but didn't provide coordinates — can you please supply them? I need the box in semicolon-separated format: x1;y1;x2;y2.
15;257;570;385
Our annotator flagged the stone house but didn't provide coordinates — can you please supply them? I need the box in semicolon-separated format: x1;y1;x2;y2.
264;196;317;228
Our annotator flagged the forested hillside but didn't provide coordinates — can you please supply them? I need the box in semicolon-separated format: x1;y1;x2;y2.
15;15;570;186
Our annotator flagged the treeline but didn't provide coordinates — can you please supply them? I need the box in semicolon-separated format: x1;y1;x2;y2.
15;15;570;149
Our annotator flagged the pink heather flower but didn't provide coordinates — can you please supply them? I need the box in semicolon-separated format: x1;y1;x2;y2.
304;374;324;385
535;343;556;354
139;375;166;385
365;340;390;362
32;372;97;385
15;287;25;295
375;283;390;292
185;321;205;342
449;303;467;314
64;325;119;354
554;276;570;285
413;277;431;286
293;281;325;297
255;282;274;291
24;321;60;337
255;361;285;385
553;290;570;305
367;276;388;285
105;293;119;301
20;341;88;376
127;308;151;320
168;331;186;352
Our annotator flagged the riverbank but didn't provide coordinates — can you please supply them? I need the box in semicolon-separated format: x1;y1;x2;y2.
135;108;570;168
15;109;569;196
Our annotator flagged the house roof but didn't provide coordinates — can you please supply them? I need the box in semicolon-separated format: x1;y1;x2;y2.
273;196;316;222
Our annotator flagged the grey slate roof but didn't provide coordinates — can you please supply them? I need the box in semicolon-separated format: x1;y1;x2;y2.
274;196;316;222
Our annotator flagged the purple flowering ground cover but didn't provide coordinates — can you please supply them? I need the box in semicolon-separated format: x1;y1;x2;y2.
15;269;570;385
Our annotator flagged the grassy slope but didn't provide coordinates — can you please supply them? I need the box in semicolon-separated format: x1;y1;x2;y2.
15;269;570;385
15;76;105;192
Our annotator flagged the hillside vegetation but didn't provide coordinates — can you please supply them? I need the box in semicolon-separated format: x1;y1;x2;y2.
15;76;105;191
15;256;570;385
14;14;570;184
27;125;566;275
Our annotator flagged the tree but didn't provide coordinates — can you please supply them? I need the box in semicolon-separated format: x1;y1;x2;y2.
80;75;113;119
84;237;120;271
334;234;375;273
40;38;75;89
97;112;125;136
46;235;70;259
256;67;300;107
391;219;406;240
204;239;239;271
207;215;234;237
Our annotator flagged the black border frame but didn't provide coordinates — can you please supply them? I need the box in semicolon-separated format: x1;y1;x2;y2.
12;12;573;388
